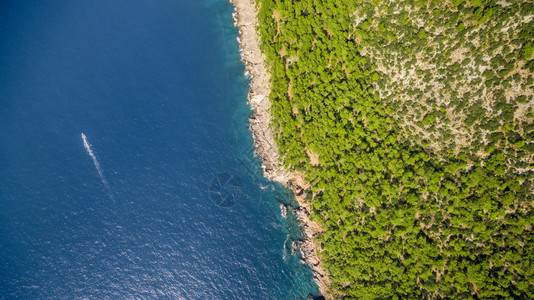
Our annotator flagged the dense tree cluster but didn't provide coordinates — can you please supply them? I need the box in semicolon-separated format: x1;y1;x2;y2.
256;0;533;298
358;0;534;173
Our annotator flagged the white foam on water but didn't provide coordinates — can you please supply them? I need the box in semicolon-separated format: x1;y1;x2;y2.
81;133;113;199
282;235;289;261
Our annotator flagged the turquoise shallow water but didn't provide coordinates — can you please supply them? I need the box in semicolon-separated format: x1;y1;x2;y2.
0;0;318;298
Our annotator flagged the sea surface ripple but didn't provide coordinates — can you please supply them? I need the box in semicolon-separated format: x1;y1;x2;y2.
0;0;318;298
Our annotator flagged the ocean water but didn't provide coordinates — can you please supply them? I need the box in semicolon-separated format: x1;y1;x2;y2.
0;0;318;298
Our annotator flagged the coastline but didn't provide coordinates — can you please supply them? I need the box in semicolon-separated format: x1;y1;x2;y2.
228;0;330;297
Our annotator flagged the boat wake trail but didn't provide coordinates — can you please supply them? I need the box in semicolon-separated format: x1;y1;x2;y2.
81;133;113;199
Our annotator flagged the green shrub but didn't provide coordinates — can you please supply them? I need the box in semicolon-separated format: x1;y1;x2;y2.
523;42;533;60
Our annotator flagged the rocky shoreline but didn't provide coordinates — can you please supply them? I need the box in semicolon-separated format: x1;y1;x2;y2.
229;0;330;297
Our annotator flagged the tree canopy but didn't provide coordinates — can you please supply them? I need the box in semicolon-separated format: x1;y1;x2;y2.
256;0;534;298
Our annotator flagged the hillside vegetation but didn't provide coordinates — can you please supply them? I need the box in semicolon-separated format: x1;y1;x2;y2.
256;0;534;298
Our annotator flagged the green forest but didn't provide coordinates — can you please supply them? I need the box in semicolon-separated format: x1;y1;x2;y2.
255;0;534;298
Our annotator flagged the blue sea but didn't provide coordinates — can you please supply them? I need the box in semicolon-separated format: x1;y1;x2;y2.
0;0;318;298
